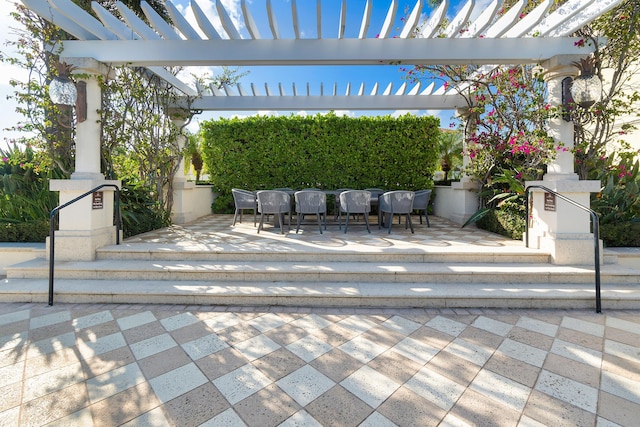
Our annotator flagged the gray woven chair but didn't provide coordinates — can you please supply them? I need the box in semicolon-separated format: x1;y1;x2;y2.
338;190;371;233
257;190;291;234
231;188;257;226
378;190;415;234
364;188;385;214
413;189;432;227
294;190;327;234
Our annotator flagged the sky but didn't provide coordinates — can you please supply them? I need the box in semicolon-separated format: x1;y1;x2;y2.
0;0;485;148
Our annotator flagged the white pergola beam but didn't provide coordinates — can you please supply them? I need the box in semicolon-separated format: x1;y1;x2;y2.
358;0;372;39
400;0;423;39
379;0;398;38
483;0;525;38
141;1;182;40
532;0;595;37
216;0;242;39
58;38;595;66
445;0;474;38
420;0;448;38
242;0;261;39
182;94;466;111
460;0;501;38
267;0;280;39
291;0;300;39
191;0;222;40
92;2;139;40
38;0;114;40
338;0;346;39
165;0;202;40
116;1;161;40
503;0;552;38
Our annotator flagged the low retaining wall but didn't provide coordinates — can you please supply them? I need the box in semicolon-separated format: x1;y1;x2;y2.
0;243;45;276
433;182;479;225
172;182;216;224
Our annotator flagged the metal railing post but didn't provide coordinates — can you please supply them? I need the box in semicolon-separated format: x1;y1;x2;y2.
48;184;121;306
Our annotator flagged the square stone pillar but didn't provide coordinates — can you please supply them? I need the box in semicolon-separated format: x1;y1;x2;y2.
48;179;121;261
526;179;602;265
528;55;603;265
47;58;121;261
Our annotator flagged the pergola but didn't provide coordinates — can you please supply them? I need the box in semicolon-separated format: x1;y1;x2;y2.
20;0;625;264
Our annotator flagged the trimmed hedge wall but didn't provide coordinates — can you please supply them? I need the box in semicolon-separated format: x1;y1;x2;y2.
201;113;440;212
600;221;640;247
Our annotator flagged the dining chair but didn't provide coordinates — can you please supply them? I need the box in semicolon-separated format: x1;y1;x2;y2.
256;190;291;234
338;190;371;233
413;189;432;227
364;188;385;215
378;190;415;234
231;188;257;226
294;190;327;234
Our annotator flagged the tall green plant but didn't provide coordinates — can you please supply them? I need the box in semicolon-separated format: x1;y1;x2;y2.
200;113;440;208
0;142;60;223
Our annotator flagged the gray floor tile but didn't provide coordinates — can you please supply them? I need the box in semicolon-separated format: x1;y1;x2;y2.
276;365;335;407
404;366;466;411
149;362;208;404
340;365;401;408
86;362;145;404
214;364;273;405
535;370;599;413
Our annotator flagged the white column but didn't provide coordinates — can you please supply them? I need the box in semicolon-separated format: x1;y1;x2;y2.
72;75;103;180
170;114;193;224
48;58;120;261
526;55;602;265
434;107;480;225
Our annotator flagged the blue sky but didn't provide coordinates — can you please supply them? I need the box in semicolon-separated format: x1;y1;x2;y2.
0;0;479;146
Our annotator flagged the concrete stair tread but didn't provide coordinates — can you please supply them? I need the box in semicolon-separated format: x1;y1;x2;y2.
1;278;637;309
95;243;551;263
7;257;639;275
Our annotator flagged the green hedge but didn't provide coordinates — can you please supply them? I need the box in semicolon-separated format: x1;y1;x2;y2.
476;202;526;240
600;221;640;247
0;219;50;242
200;113;440;212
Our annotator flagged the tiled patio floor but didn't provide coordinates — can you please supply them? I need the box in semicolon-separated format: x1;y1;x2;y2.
122;214;526;253
1;302;639;426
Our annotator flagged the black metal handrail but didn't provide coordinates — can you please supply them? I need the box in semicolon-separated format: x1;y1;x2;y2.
49;184;121;306
525;185;601;313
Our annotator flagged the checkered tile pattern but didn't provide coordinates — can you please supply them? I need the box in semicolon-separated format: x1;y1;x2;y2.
2;303;639;426
123;214;522;249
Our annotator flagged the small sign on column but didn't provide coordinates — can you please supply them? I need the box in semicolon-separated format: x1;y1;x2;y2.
92;191;104;209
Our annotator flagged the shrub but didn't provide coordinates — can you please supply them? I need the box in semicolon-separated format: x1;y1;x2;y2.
0;219;50;242
476;201;525;240
119;181;171;238
600;221;640;247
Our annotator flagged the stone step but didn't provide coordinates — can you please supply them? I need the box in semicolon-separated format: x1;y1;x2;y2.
95;243;551;264
6;258;639;285
1;278;637;310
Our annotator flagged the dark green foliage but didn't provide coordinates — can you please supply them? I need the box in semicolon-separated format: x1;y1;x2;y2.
119;181;171;238
476;201;525;240
600;221;640;247
1;144;61;242
201;113;440;212
0;220;50;242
